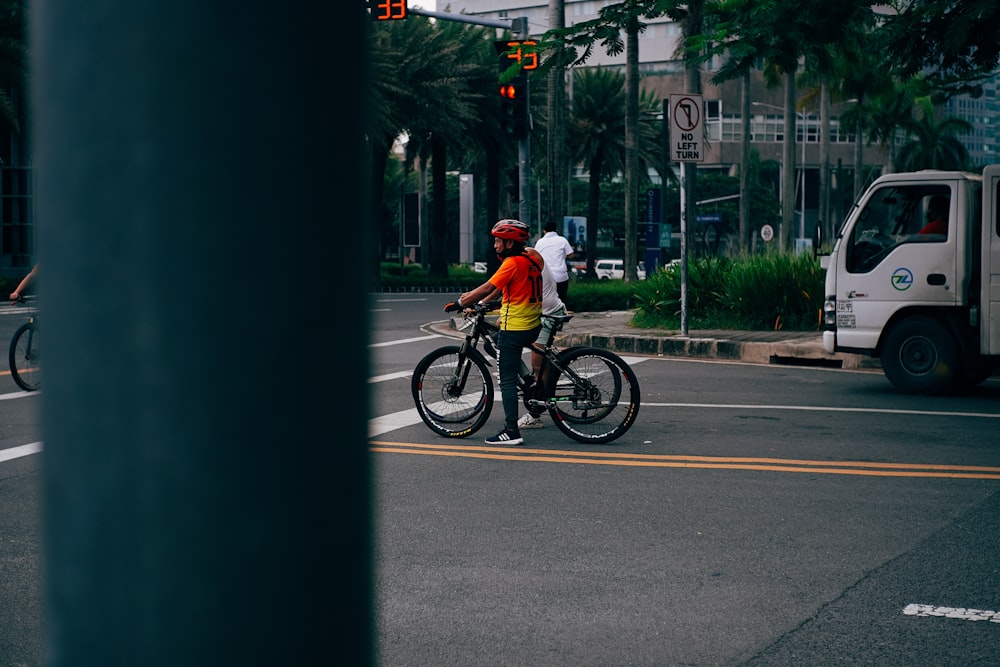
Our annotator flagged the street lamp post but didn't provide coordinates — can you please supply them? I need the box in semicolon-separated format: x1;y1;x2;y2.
752;102;808;243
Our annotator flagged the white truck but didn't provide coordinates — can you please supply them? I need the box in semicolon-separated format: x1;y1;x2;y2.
822;165;1000;394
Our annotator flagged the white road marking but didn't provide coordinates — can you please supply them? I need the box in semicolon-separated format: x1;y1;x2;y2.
645;402;1000;419
0;390;39;400
369;370;412;384
369;334;444;348
903;603;1000;623
369;408;422;437
0;441;42;463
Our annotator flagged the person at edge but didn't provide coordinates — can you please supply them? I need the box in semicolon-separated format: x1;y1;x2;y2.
533;220;575;301
9;263;38;301
917;194;949;236
445;219;542;446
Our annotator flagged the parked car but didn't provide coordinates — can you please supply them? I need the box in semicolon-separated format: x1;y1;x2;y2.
594;259;646;280
472;261;488;274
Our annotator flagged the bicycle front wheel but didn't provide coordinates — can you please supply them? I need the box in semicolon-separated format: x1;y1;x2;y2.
9;321;40;392
545;347;639;444
411;346;494;438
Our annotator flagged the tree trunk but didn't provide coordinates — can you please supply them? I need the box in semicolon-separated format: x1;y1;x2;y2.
739;70;751;253
585;152;603;279
854;100;864;198
782;71;796;251
623;18;640;282
819;83;831;248
546;0;567;238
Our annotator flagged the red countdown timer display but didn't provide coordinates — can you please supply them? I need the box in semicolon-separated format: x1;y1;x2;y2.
372;0;406;20
498;40;539;71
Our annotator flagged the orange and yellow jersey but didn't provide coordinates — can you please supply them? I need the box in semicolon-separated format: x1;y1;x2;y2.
489;253;543;331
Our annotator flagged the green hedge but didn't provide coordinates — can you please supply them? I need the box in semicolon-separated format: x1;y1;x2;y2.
375;262;636;311
377;255;825;329
632;253;825;331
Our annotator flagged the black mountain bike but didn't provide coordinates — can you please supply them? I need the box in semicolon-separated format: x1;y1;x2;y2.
411;300;640;444
9;295;40;392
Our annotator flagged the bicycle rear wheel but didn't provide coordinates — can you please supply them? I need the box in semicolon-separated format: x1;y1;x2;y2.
545;347;639;444
9;321;40;392
411;346;494;438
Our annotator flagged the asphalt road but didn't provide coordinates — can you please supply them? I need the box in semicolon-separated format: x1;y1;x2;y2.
1;295;998;665
0;301;43;667
370;294;1000;667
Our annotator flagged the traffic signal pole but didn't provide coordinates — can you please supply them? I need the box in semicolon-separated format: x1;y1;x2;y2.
409;7;526;35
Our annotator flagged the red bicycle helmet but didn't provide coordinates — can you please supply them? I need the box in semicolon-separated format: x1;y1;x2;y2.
491;219;530;243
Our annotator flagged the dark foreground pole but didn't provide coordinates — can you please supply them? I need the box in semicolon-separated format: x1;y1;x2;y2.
31;3;372;664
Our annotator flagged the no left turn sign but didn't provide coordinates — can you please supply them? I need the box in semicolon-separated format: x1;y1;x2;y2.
669;94;704;163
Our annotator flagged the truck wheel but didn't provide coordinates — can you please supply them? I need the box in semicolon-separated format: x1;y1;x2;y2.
881;317;958;395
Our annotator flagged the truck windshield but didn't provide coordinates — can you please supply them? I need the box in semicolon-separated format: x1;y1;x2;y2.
846;184;951;273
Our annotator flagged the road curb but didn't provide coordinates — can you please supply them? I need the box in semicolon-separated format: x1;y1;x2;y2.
435;316;881;371
559;331;880;370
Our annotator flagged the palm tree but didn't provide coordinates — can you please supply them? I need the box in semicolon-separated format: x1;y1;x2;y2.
894;96;973;172
699;0;872;250
368;16;495;277
566;67;660;279
864;77;923;174
798;8;880;245
545;0;677;282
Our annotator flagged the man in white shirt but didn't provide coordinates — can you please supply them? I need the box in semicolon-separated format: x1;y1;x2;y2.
533;221;575;301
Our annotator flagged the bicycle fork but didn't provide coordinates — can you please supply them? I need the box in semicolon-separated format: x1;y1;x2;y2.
444;339;476;398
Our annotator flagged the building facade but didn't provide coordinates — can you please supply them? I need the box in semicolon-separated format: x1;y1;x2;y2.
441;0;997;237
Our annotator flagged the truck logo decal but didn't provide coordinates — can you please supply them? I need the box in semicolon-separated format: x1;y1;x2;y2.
891;267;914;291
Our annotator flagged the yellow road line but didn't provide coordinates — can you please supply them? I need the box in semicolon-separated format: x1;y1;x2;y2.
369;441;1000;480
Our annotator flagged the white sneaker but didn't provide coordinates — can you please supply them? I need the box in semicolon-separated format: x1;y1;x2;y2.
517;413;544;429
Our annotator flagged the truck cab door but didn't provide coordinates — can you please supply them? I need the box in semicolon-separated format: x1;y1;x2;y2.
834;182;960;350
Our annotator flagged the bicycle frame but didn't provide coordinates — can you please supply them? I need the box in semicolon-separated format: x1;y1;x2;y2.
454;301;589;411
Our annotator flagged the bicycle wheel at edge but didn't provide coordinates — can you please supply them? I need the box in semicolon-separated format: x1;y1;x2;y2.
545;347;639;444
9;321;40;392
411;345;494;438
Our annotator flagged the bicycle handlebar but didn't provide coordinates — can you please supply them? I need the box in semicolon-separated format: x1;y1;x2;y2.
444;299;501;314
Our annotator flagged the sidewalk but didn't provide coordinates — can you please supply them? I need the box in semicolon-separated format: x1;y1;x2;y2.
432;310;882;371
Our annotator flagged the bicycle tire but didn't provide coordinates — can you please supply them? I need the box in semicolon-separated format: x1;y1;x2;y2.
9;320;40;392
411;345;494;438
544;347;639;444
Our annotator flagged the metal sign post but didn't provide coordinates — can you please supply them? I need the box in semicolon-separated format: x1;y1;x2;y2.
669;94;704;335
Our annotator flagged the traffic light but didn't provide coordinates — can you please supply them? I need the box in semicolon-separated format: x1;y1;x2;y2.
370;0;406;20
498;73;528;139
495;40;536;141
